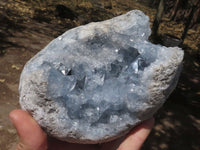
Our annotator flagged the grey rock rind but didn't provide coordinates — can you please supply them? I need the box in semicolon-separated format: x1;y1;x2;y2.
19;10;184;144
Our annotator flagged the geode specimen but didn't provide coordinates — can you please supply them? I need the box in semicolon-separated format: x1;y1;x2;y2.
19;10;184;144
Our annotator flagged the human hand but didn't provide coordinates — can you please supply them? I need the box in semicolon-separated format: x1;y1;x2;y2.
9;109;154;150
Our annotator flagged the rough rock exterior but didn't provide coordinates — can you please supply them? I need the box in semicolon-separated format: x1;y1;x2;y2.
19;10;184;144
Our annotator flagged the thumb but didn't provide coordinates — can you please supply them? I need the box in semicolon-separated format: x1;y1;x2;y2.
9;109;48;150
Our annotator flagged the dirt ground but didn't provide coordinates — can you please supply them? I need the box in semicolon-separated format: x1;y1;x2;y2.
0;0;200;150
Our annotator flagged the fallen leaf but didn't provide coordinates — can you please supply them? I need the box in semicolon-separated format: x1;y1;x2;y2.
194;61;199;67
11;64;20;70
0;79;5;83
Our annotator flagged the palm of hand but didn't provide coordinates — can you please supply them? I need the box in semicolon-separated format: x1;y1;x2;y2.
47;137;123;150
9;109;154;150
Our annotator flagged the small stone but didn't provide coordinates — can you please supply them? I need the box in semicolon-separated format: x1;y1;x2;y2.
19;10;184;144
7;128;17;134
0;125;3;131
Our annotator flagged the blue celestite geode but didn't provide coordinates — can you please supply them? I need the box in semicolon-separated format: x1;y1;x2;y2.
19;10;184;143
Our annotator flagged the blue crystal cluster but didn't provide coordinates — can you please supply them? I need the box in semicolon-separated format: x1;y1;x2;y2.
19;10;184;143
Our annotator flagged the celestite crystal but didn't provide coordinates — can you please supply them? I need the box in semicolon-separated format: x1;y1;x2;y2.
19;10;184;143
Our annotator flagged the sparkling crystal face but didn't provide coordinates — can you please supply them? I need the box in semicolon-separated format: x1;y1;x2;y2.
19;10;183;143
43;33;153;127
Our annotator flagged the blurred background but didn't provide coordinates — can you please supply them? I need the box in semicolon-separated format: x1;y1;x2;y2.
0;0;199;149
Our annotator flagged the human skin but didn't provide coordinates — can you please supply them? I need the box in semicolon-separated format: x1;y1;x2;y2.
9;109;154;150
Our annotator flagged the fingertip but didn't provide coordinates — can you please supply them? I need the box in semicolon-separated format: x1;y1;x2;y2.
117;117;155;150
9;109;28;123
126;117;155;139
140;117;155;130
